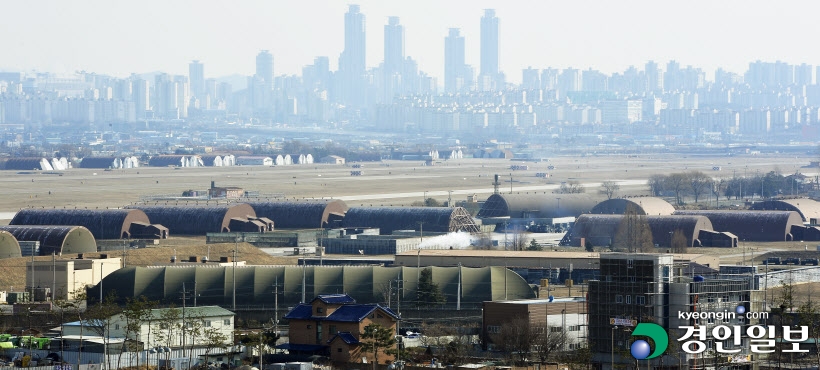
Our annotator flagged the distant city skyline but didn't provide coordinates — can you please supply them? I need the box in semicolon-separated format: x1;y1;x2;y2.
2;0;819;83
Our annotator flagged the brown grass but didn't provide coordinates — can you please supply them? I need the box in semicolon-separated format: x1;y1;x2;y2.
0;243;298;293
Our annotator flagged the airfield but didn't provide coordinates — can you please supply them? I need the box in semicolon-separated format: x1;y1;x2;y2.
0;150;817;295
0;152;810;214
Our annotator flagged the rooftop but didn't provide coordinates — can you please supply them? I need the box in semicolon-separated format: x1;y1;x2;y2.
491;297;587;305
397;250;707;260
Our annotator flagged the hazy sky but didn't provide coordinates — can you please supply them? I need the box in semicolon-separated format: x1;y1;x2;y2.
3;0;819;83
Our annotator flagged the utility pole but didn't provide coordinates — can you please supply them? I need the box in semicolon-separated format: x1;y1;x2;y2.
52;252;56;302
456;262;461;310
274;277;279;339
181;282;188;356
232;247;237;310
416;221;424;241
301;264;306;303
30;251;34;302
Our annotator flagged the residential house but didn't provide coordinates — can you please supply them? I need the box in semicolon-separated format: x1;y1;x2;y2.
280;294;399;364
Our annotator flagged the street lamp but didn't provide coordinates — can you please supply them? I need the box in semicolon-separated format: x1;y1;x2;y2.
611;325;618;370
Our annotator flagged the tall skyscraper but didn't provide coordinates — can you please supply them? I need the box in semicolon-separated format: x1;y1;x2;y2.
336;4;367;107
445;28;472;93
256;50;274;89
189;60;205;100
644;60;663;93
479;9;503;91
384;17;404;74
130;75;149;120
480;9;499;77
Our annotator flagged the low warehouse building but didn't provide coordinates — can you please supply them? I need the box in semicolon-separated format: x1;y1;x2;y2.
11;208;167;239
248;199;349;229
127;204;258;235
323;235;423;255
590;196;676;216
0;226;96;255
342;206;479;234
90;265;536;306
674;210;804;242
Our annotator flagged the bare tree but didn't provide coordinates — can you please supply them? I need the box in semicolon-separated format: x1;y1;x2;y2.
613;203;654;252
687;171;711;203
559;180;586;194
496;318;537;365
711;178;726;207
647;174;667;196
599;180;620;200
665;173;688;205
670;229;689;253
798;295;820;368
419;322;478;365
531;324;566;364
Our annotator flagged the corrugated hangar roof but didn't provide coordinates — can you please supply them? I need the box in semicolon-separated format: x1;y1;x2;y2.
674;210;803;242
127;204;255;235
248;199;348;229
590;197;676;216
89;265;535;306
476;193;603;218
561;214;713;248
748;198;820;222
0;225;96;256
342;206;478;234
0;231;21;259
11;208;152;240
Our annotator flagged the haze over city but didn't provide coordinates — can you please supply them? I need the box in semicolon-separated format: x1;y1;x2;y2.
3;0;819;81
3;2;820;370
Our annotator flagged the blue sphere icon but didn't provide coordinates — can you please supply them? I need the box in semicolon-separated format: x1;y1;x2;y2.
631;340;651;360
736;305;746;315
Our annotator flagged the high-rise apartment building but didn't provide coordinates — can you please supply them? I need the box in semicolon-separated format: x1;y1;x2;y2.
256;51;274;90
644;60;663;93
335;4;367;108
130;76;149;120
189;60;205;101
521;67;540;90
384;17;404;75
382;16;405;103
444;28;472;93
479;9;503;91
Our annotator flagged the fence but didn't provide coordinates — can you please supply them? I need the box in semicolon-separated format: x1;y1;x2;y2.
1;347;218;370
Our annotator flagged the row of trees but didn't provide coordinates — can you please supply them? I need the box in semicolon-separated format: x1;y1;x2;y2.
649;170;809;205
54;291;240;370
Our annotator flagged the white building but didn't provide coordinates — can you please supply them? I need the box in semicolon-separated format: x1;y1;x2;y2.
28;256;121;300
61;306;235;350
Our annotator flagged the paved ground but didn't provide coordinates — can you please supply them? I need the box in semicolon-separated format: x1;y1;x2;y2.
0;152;810;218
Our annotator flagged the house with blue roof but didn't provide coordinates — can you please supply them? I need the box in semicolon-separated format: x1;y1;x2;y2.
278;294;399;364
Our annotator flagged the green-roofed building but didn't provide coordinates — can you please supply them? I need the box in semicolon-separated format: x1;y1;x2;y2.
89;265;536;308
